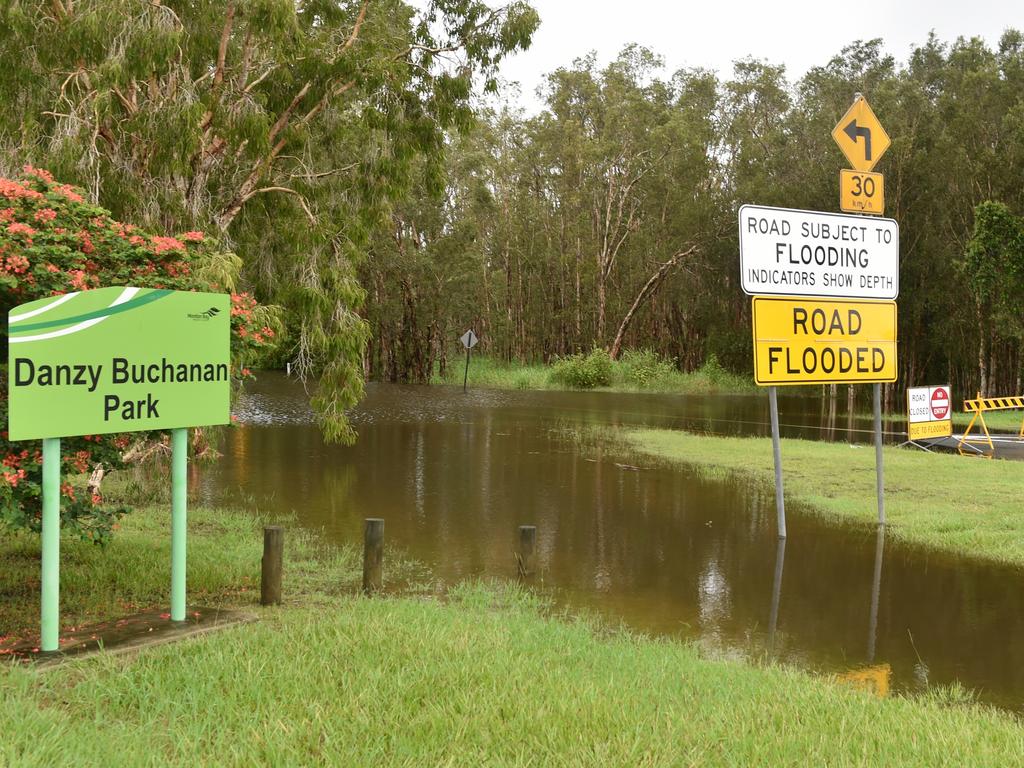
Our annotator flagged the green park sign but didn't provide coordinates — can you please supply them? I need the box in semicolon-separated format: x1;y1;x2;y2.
7;286;231;651
9;286;230;440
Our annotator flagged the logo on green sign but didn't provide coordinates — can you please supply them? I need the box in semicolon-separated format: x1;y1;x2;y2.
8;286;230;440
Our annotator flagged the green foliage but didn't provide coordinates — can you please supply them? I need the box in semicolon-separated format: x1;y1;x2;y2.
616;348;677;387
963;202;1023;301
550;348;613;389
0;0;539;443
0;168;279;541
365;31;1024;400
964;201;1024;328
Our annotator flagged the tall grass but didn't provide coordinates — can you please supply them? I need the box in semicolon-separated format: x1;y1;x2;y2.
433;349;753;395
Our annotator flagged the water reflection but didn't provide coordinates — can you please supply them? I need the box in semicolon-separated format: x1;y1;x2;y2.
767;537;785;655
200;375;1024;712
867;525;885;663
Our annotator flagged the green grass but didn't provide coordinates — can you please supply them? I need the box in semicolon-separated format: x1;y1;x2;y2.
4;490;1024;764
618;428;1024;567
432;352;753;395
4;580;1024;766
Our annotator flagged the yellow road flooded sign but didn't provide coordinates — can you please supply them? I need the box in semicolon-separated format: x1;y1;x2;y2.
832;96;891;172
907;385;953;441
752;297;897;386
836;664;891;698
840;169;884;215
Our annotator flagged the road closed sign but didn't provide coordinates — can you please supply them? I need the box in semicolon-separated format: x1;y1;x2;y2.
907;385;953;441
739;205;899;300
751;297;897;386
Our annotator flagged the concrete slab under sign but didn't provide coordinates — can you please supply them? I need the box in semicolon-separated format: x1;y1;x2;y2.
1;606;257;668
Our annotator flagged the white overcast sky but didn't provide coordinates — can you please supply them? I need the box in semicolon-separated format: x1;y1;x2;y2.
487;0;1021;111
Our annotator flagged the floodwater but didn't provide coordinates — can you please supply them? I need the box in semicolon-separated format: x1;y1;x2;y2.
199;374;1024;712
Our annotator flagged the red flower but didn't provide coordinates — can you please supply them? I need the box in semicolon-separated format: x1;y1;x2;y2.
0;179;44;201
6;222;36;238
150;236;185;254
54;184;84;203
22;165;54;183
181;231;204;242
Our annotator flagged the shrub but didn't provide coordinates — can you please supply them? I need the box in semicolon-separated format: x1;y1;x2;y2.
618;349;677;387
0;167;280;542
550;348;613;389
698;353;728;384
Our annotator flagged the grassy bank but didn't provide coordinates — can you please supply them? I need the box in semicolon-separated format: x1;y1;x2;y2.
3;504;1024;764
432;351;753;394
620;428;1024;567
0;504;428;641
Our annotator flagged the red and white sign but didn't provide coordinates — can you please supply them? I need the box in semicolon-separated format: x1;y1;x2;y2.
907;384;953;440
930;387;950;420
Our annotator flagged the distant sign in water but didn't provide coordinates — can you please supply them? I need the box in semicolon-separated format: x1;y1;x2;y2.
739;205;899;300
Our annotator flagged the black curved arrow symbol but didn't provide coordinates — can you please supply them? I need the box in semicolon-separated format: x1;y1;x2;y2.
843;119;872;161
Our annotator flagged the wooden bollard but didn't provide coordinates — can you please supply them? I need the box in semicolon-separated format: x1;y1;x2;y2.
261;526;284;606
362;518;384;594
516;525;537;578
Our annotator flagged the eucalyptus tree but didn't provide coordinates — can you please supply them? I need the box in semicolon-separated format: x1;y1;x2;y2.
0;0;538;441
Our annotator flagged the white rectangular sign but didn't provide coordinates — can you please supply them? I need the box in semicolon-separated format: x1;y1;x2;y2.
739;205;899;300
907;384;953;441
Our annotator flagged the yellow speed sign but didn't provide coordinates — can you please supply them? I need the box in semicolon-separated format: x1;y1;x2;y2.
752;297;897;386
840;169;884;215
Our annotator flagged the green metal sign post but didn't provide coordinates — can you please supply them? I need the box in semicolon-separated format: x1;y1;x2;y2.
171;428;188;622
40;437;60;651
8;286;230;651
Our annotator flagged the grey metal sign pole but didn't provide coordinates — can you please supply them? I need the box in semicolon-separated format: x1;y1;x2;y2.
768;385;786;539
873;383;885;526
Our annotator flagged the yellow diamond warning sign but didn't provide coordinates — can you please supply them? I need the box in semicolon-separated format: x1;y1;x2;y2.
832;96;891;172
752;297;897;386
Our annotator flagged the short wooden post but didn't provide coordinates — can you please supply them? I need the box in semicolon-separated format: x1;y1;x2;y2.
363;518;384;594
261;526;284;606
516;525;537;579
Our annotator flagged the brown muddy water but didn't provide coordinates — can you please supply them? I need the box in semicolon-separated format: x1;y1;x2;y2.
199;373;1024;712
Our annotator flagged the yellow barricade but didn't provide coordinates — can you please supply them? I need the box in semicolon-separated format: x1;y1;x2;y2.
958;395;1024;454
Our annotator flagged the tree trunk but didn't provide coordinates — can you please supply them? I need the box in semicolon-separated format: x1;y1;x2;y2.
609;247;695;360
977;302;989;397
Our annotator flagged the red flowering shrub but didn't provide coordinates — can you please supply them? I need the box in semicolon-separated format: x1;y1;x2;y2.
0;167;279;542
